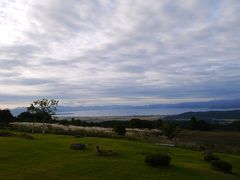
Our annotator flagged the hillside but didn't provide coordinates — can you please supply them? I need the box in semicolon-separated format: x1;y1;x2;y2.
167;110;240;120
0;134;239;179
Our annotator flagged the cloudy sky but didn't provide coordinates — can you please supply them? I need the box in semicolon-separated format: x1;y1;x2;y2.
0;0;240;108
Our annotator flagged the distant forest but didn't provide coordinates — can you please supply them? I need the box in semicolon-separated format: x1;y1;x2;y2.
167;110;240;120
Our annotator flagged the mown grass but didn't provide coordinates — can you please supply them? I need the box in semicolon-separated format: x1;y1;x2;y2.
0;132;239;180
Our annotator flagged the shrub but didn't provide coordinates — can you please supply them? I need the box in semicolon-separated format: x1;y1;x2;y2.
75;135;84;138
145;153;171;167
204;153;220;162
20;133;35;140
113;125;126;136
70;143;87;150
0;131;16;137
96;146;115;156
211;160;232;173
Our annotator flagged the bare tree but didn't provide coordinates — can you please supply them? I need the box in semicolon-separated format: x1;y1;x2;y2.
27;99;59;135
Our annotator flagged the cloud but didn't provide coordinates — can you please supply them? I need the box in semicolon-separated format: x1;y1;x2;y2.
0;0;240;107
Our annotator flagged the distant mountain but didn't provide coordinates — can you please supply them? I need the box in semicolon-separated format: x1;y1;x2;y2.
54;99;240;112
167;110;240;120
10;107;27;117
10;99;240;116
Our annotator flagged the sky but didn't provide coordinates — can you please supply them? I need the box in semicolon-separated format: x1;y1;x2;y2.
0;0;240;108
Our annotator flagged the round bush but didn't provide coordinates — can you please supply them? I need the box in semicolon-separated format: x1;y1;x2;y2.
211;160;232;173
70;143;86;150
145;153;171;167
75;135;84;138
204;154;220;162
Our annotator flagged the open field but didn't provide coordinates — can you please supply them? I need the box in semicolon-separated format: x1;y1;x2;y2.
0;133;240;180
178;131;240;153
56;115;163;122
12;123;240;153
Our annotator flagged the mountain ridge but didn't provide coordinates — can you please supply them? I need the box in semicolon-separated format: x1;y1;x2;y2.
9;99;240;116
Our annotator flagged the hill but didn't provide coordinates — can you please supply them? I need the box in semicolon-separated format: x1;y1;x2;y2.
167;110;240;120
0;134;239;179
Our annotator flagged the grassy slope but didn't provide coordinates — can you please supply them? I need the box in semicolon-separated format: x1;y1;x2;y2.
0;134;239;180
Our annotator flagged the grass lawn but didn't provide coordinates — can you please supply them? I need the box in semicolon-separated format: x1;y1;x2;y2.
0;133;239;180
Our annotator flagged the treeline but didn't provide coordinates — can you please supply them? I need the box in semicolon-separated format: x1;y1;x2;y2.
17;112;163;129
1;110;240;132
16;111;240;131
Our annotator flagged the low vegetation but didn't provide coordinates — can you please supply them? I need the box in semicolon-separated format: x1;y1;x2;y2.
0;133;239;179
145;153;171;167
211;160;233;173
70;143;87;150
204;153;220;162
1;102;240;179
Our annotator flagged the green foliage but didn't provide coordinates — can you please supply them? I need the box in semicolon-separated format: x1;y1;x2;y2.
17;111;52;122
231;120;240;131
27;99;59;134
203;153;220;162
17;111;34;121
27;99;59;115
70;143;86;150
113;125;126;136
20;133;35;140
0;131;15;137
129;119;153;129
211;160;232;173
145;153;171;167
162;122;180;140
0;109;14;128
189;116;198;130
96;146;115;156
189;116;212;131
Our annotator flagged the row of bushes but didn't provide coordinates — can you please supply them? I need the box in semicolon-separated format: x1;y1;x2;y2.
145;151;233;172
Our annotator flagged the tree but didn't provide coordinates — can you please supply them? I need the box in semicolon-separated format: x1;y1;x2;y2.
231;120;240;131
27;99;59;135
129;118;153;129
189;116;198;130
0;109;14;128
162;122;180;141
156;119;163;129
189;116;212;131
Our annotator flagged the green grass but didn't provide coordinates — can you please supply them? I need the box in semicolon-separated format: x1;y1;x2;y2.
0;133;239;180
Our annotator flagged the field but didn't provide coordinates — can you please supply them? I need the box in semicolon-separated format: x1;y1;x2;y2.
0;133;240;180
12;123;240;153
178;131;240;153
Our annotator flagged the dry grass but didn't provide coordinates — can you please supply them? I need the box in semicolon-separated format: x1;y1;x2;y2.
177;130;240;153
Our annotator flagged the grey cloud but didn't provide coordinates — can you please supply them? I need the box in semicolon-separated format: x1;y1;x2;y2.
0;0;240;107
